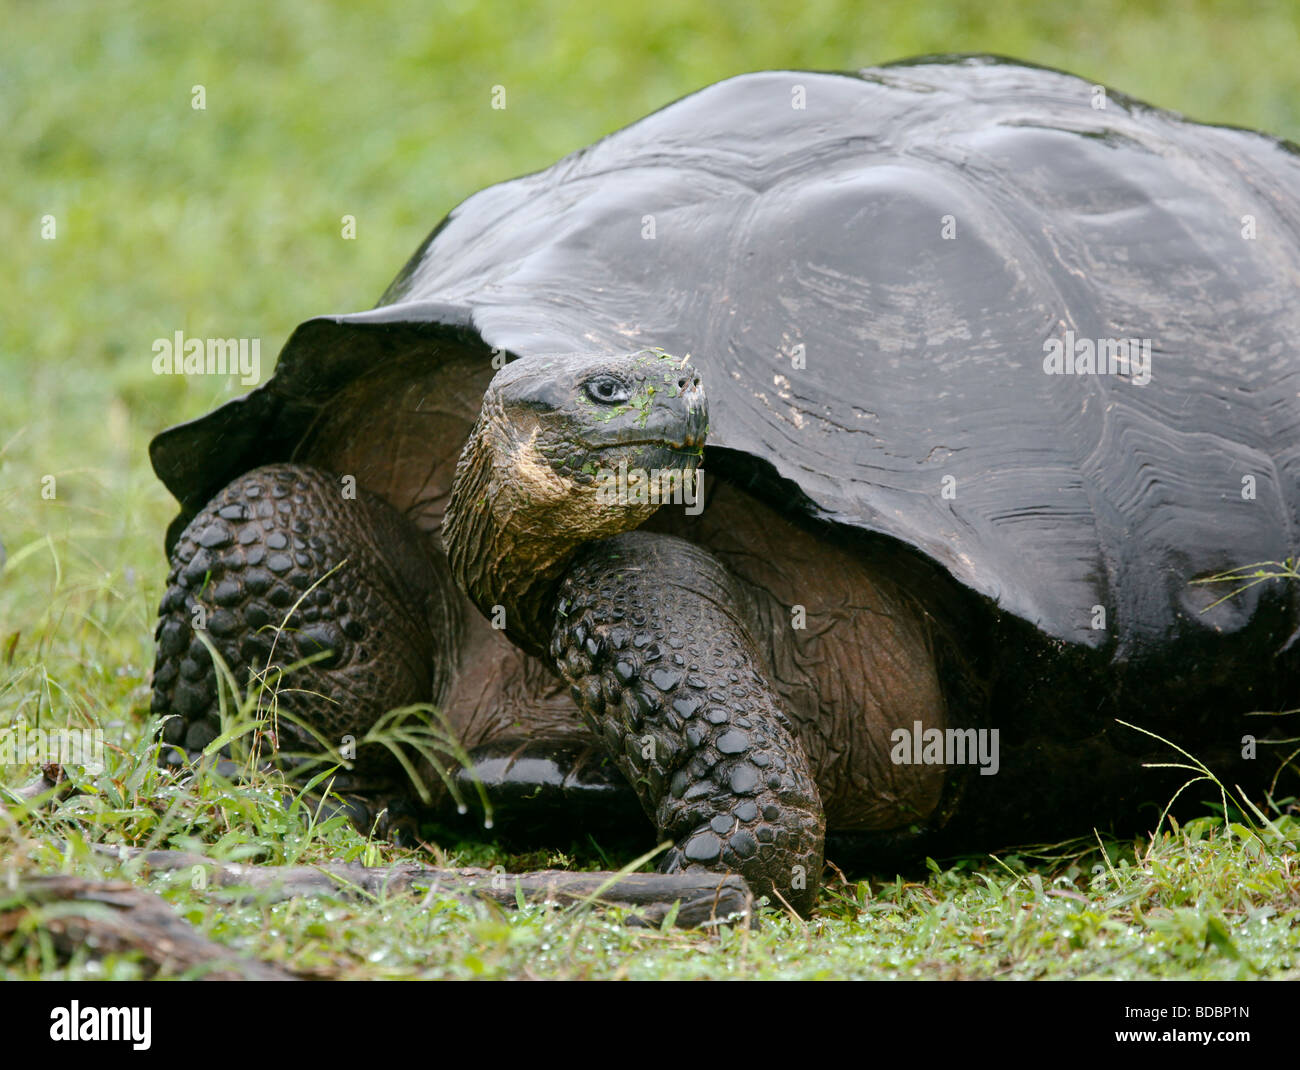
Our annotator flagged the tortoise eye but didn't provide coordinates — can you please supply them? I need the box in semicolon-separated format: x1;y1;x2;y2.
584;375;631;405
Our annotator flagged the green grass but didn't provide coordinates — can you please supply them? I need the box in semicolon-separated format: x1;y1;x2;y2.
4;0;1300;979
5;731;1298;979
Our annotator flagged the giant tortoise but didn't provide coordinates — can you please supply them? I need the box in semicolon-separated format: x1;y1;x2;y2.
149;56;1300;914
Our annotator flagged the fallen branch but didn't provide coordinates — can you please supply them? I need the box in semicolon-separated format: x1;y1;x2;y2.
3;764;74;807
1;874;297;980
95;845;754;929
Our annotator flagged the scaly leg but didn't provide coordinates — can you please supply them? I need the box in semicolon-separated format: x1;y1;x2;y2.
551;531;825;914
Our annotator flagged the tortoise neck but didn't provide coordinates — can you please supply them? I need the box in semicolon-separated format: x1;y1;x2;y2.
442;414;582;657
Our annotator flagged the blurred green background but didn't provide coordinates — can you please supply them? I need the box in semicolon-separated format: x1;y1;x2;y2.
2;0;1299;718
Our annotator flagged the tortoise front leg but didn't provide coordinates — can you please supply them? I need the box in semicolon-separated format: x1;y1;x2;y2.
151;462;454;837
551;531;825;914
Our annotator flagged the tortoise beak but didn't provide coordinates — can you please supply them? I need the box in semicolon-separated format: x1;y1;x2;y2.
677;362;707;450
650;357;706;452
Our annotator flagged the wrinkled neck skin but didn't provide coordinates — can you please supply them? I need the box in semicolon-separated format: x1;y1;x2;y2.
443;396;657;658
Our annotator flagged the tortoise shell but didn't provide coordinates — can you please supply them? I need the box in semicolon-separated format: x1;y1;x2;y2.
152;55;1300;688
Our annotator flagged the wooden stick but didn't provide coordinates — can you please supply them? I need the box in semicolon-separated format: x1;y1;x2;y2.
95;845;755;929
2;875;297;980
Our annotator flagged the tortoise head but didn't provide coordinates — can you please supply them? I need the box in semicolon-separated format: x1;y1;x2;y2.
488;348;705;512
443;349;707;643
